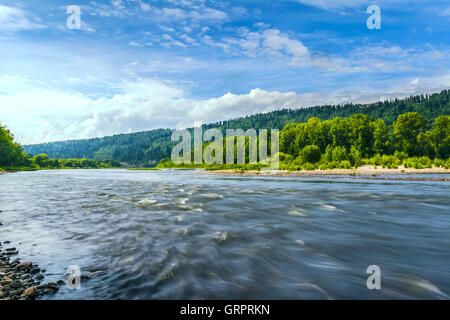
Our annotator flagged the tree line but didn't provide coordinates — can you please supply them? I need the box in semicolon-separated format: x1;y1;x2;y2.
23;90;450;167
279;113;449;170
158;112;449;170
0;123;120;170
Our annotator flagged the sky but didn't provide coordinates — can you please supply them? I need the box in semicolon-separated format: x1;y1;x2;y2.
0;0;449;144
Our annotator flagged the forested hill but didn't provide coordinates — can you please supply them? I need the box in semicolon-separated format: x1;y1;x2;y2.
24;90;450;167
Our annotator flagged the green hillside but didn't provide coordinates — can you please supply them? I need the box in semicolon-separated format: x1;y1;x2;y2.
23;90;450;167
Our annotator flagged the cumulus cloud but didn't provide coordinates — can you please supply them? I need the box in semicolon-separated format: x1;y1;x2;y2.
218;28;446;73
3;75;449;144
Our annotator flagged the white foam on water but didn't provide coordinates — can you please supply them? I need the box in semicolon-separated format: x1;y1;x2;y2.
121;257;134;264
213;231;227;242
202;193;224;200
137;199;158;206
296;283;334;300
176;228;189;236
414;279;448;297
288;209;308;217
320;204;345;213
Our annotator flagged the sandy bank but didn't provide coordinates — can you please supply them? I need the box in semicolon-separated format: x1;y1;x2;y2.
202;166;450;181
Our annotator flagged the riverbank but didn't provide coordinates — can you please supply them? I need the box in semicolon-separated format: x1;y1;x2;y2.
0;242;64;300
1;210;64;300
203;165;450;181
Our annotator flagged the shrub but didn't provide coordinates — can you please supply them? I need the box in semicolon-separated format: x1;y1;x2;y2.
403;156;432;169
302;162;318;171
445;159;450;169
279;152;294;164
319;161;339;170
300;145;321;164
380;155;401;169
349;146;362;167
332;146;348;162
323;145;333;162
373;154;382;166
292;156;305;166
337;160;352;169
394;151;408;161
433;158;445;168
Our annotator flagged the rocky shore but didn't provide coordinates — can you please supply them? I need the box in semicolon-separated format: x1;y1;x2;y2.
0;242;65;300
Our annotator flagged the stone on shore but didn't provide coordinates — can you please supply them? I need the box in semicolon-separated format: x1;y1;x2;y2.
22;287;37;298
16;262;32;270
0;241;65;300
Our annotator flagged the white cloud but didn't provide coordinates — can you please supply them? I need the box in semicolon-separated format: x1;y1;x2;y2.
3;74;449;144
217;27;448;73
296;0;368;9
0;4;44;30
222;28;309;63
296;0;435;10
159;25;176;32
139;0;151;12
86;1;131;17
190;8;227;21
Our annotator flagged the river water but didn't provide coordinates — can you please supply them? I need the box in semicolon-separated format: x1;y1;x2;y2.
0;169;449;299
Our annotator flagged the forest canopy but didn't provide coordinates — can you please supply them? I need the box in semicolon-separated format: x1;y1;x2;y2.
0;123;120;170
158;112;450;170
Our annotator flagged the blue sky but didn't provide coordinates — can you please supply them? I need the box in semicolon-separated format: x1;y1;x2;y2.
0;0;449;143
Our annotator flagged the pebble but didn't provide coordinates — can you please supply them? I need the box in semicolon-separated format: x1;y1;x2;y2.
35;274;44;280
23;287;36;298
16;262;32;270
0;241;65;300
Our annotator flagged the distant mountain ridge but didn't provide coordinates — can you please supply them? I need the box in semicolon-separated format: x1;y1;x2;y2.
24;90;450;167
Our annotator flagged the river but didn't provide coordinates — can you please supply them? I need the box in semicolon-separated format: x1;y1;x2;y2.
0;169;449;299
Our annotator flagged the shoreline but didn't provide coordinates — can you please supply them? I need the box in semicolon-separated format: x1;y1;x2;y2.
1;211;65;300
0;241;64;300
202;166;450;181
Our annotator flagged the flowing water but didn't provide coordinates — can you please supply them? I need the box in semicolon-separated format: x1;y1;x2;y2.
0;169;449;300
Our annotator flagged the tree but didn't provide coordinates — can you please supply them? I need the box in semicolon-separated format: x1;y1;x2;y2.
393;112;427;156
373;119;390;155
0;123;26;167
32;154;49;167
330;117;350;149
280;124;301;157
347;114;374;158
331;146;348;162
430;115;450;159
300;145;321;164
